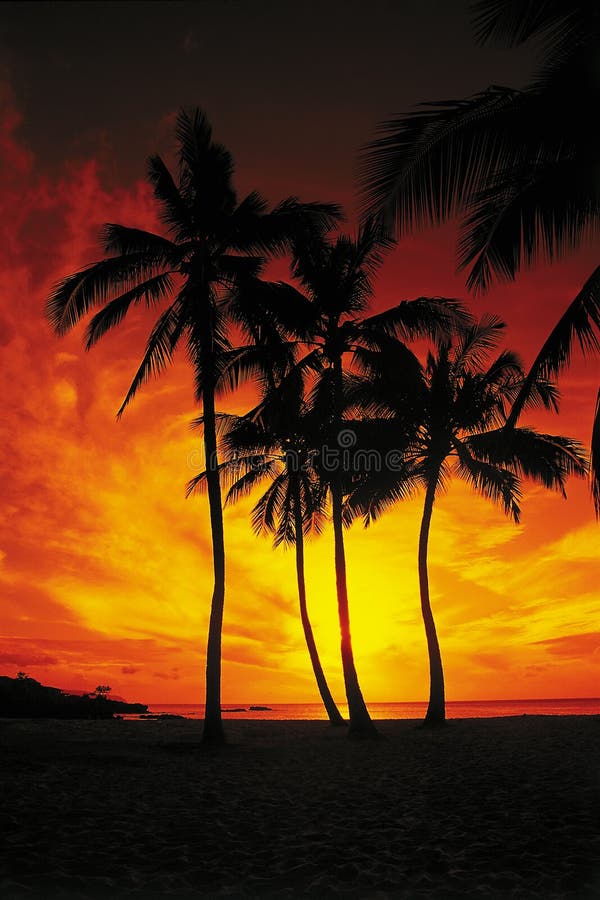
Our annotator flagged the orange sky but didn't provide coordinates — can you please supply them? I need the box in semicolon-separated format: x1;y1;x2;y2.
1;3;598;705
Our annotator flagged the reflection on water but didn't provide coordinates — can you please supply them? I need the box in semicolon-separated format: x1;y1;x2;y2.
140;698;600;721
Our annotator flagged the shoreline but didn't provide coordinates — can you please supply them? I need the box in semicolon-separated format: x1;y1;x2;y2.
138;697;600;722
1;716;598;897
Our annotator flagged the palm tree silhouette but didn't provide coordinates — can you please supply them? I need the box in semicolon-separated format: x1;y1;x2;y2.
347;316;588;725
360;0;600;510
187;374;345;726
236;219;469;738
45;108;341;745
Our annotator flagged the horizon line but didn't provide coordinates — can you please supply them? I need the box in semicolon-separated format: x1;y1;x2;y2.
145;696;600;705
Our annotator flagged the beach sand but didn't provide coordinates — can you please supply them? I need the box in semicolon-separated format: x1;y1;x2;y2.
0;716;598;898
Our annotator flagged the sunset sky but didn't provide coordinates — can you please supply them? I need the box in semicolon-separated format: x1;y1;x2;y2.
1;0;598;706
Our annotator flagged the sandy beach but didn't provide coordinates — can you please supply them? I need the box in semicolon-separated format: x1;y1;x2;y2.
0;716;598;898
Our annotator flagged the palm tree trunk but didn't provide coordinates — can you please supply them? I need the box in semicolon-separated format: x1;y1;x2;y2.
199;331;226;745
292;482;345;726
419;475;445;726
329;354;377;739
331;480;379;739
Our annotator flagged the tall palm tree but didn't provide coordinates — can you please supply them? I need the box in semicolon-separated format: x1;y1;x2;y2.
360;0;600;511
45;108;341;745
187;376;346;726
227;220;469;738
347;316;588;725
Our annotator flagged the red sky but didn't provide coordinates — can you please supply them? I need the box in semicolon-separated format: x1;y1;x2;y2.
0;1;598;705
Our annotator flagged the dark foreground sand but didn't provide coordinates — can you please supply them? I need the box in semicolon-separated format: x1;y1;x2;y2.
0;716;598;899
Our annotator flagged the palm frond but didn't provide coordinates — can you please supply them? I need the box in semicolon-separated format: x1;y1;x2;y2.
451;314;506;371
299;471;328;536
190;411;241;438
506;266;600;426
454;441;522;521
176;108;237;223
271;197;343;245
228;197;342;258
465;427;588;490
353;216;397;275
459;157;600;293
225;459;280;506
510;374;560;414
216;344;281;395
305;365;353;432
187;309;221;394
46;254;162;335
228;278;318;341
273;484;297;547
359;86;526;231
471;0;592;52
185;470;208;497
116;300;185;418
216;253;265;288
101;225;179;261
481;349;524;384
346;466;422;526
225;280;307;368
474;348;559;417
363;297;472;344
220;415;278;458
290;230;332;292
185;458;236;497
590;388;600;518
350;343;425;420
146;154;194;240
176;107;213;159
250;474;289;536
84;273;174;349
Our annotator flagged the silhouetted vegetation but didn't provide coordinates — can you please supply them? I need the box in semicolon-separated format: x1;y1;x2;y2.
361;0;600;512
0;675;147;719
43;0;598;739
345;317;588;724
190;373;345;727
45;109;340;745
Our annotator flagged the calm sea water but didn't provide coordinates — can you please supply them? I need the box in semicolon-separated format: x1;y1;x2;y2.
143;698;600;720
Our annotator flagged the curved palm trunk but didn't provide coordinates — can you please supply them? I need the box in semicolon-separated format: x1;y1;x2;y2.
201;382;226;745
419;476;445;726
331;480;379;739
199;329;226;746
292;483;345;726
329;355;377;739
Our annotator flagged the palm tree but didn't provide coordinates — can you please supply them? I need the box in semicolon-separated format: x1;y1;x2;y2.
232;220;469;738
347;316;588;725
360;0;600;510
45;108;341;745
187;376;345;726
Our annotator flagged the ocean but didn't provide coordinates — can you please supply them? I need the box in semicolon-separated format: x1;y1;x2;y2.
143;698;600;720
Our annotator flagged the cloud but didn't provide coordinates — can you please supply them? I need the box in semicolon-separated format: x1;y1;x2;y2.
461;651;512;673
534;632;600;658
0;652;58;667
152;671;180;681
0;312;15;345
